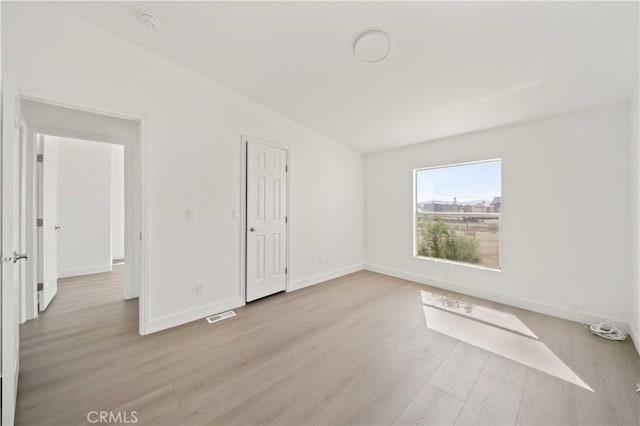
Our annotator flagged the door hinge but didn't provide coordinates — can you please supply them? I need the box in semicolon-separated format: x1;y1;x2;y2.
285;267;288;274
37;283;43;291
285;216;288;223
37;218;43;227
139;232;143;241
285;165;288;172
36;154;43;163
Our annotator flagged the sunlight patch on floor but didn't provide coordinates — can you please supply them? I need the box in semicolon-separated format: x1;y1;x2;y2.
421;291;538;339
421;293;593;392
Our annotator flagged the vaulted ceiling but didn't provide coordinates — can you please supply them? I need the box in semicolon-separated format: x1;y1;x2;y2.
57;1;638;153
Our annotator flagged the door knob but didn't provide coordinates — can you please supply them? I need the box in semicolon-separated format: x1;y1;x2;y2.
13;252;28;263
54;225;61;231
249;227;259;232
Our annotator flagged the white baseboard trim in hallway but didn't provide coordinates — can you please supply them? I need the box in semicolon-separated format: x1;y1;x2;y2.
146;296;245;334
630;323;640;356
365;264;633;336
288;263;365;292
58;264;113;278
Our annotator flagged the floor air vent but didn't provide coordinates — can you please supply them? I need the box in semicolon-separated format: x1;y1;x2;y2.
205;310;236;324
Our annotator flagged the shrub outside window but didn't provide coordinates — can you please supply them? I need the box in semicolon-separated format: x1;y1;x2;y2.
415;159;501;269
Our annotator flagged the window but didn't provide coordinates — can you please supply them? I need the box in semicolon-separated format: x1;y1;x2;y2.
415;159;501;269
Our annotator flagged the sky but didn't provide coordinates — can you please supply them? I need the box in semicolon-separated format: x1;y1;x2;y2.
416;160;501;204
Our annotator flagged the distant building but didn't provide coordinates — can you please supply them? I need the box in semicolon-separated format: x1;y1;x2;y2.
490;196;501;213
471;202;489;213
419;201;461;213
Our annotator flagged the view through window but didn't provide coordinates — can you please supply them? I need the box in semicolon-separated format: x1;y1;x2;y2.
415;159;501;269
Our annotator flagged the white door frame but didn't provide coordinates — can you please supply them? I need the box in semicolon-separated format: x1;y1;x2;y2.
17;122;29;323
239;136;290;302
18;92;151;335
20;122;38;322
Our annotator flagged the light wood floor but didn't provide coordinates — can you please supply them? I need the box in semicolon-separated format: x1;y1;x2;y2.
16;266;640;425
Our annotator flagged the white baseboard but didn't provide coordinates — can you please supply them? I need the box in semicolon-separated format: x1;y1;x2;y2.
288;264;365;292
365;264;631;334
146;296;245;334
124;285;139;300
58;264;113;278
630;323;640;356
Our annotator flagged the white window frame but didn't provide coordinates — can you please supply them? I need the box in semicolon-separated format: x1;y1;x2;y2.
413;158;502;271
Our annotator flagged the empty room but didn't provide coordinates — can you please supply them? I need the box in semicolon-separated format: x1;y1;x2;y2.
1;1;638;426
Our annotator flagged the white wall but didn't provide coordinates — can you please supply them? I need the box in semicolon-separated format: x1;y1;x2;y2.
630;85;639;352
55;137;113;278
111;144;125;260
366;104;631;326
3;2;364;332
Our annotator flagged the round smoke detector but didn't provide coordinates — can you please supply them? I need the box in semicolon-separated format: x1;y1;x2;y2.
353;30;391;63
138;11;161;29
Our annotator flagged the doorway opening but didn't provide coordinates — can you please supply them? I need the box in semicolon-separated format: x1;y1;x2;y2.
36;135;126;311
17;97;147;333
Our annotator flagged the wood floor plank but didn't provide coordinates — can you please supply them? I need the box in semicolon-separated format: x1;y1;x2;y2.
428;341;490;402
394;382;465;426
481;354;529;391
454;373;523;425
516;369;577;426
572;334;639;426
116;384;180;425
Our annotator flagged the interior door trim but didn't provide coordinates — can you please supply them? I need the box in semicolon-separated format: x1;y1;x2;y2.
18;91;150;335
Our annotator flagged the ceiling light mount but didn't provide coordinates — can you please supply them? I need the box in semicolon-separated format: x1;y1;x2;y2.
353;29;391;63
138;11;161;30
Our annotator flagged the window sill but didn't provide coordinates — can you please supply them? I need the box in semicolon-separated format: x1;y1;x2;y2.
414;255;502;272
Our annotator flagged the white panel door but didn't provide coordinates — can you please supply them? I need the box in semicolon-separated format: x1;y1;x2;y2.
38;138;59;311
1;83;21;426
246;141;287;302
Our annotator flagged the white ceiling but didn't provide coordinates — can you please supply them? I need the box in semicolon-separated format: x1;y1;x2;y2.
57;1;638;154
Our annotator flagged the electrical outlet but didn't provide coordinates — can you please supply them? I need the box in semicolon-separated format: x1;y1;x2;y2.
232;209;239;219
186;209;196;221
196;282;205;295
317;258;323;267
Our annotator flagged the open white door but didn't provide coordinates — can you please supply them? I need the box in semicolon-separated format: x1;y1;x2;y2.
246;141;288;302
37;137;59;311
2;82;22;426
